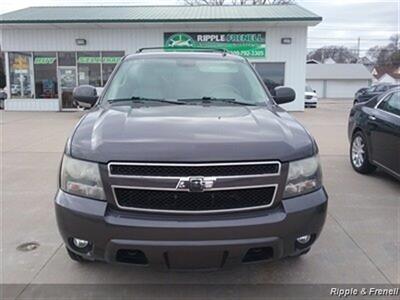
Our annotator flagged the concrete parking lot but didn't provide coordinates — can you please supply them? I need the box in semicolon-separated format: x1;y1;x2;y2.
1;100;399;299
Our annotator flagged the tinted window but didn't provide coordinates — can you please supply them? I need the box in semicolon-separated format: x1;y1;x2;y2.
34;52;58;98
378;91;400;116
77;52;101;87
103;57;269;105
102;51;124;85
58;52;76;66
376;85;389;92
253;63;285;95
9;52;33;98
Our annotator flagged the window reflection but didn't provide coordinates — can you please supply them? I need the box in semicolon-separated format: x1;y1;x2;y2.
102;51;124;85
253;63;285;95
9;52;33;98
77;52;101;87
34;52;58;98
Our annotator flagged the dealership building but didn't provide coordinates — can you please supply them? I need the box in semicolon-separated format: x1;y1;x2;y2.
0;5;321;111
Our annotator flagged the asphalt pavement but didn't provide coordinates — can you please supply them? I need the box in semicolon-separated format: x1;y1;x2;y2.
1;100;399;299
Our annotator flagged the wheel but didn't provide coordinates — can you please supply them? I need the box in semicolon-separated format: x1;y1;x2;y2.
66;247;90;263
350;132;377;174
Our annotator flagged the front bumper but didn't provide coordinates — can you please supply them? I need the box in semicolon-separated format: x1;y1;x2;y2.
55;188;328;270
305;98;318;105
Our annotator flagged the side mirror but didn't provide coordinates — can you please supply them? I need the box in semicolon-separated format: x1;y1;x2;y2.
313;90;316;94
273;86;296;105
73;85;98;108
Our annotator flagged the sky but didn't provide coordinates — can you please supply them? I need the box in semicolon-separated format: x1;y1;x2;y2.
0;0;398;55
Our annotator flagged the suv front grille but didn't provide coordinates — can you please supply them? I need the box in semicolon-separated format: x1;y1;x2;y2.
108;161;281;214
113;186;277;213
109;162;280;177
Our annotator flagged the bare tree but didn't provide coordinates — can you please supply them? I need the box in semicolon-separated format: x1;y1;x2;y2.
184;0;294;5
307;46;358;64
184;0;226;5
250;0;295;4
367;34;400;67
389;34;399;51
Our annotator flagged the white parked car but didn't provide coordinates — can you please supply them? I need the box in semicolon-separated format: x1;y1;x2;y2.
305;85;318;108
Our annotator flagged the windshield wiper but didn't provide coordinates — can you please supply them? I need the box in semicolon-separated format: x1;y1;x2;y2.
177;97;257;106
108;96;184;105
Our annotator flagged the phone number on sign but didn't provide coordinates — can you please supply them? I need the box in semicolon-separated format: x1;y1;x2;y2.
231;50;265;57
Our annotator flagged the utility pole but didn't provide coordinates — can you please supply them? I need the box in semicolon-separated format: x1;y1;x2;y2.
357;37;361;58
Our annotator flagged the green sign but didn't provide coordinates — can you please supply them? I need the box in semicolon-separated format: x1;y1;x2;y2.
78;57;101;64
34;57;56;64
164;32;266;58
102;57;122;64
77;56;122;64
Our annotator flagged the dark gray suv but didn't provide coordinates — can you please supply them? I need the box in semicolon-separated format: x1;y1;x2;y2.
55;50;328;270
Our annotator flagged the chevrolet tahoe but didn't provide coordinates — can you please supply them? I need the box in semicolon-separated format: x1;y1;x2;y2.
55;49;328;270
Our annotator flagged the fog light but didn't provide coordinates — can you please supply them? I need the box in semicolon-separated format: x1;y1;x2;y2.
296;235;311;245
72;238;89;249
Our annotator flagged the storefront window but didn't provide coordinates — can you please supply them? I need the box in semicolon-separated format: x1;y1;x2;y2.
9;52;33;98
253;63;285;95
58;52;76;66
77;52;101;87
34;52;58;98
102;51;124;85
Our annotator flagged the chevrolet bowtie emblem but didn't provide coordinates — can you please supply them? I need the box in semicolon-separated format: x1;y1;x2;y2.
176;177;216;192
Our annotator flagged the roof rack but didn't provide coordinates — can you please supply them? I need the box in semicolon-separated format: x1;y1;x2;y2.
136;47;229;56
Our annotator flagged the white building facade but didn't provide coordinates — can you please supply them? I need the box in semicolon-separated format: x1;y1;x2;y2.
0;5;322;111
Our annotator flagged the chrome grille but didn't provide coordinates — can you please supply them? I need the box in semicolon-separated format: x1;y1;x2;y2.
108;161;281;214
113;186;277;213
108;162;280;178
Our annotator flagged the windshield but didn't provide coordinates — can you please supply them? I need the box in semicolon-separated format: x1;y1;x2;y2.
305;85;314;92
102;57;269;105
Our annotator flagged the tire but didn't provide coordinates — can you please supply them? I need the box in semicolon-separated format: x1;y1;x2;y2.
350;131;377;174
66;247;90;263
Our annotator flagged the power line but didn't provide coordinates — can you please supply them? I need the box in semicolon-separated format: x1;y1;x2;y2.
309;28;397;32
308;37;390;41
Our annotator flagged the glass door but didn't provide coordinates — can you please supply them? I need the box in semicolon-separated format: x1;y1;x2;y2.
58;67;77;110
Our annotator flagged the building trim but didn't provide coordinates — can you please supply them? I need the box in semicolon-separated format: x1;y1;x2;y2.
0;17;322;25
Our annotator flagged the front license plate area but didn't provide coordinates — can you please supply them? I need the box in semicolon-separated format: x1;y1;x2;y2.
166;250;227;270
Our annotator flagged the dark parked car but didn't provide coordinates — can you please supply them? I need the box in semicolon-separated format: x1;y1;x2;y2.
0;89;7;109
348;87;400;179
354;87;368;98
55;49;328;270
354;83;398;105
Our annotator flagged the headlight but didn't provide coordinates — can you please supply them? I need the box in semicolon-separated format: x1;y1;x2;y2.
283;155;322;198
60;155;106;200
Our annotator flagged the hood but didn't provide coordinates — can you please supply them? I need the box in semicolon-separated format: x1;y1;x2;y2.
70;104;315;163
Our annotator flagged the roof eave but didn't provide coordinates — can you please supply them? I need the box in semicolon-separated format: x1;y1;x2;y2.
0;17;323;25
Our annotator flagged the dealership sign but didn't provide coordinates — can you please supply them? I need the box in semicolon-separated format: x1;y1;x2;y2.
77;56;123;64
164;32;266;58
34;57;56;64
